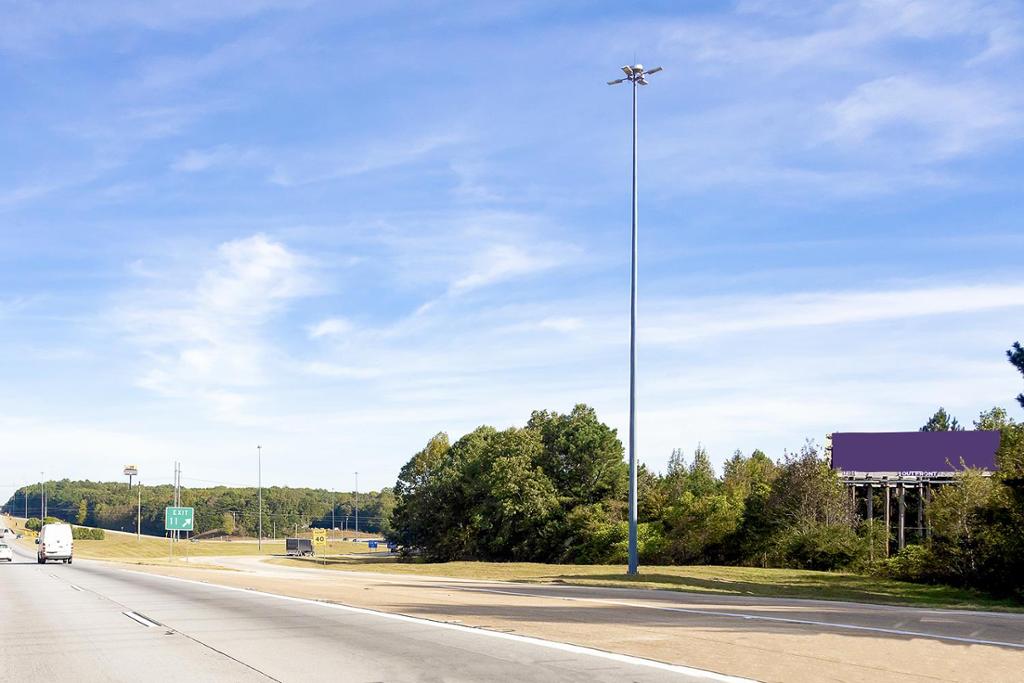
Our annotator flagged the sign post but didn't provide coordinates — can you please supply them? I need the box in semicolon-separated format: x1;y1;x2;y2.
165;506;194;561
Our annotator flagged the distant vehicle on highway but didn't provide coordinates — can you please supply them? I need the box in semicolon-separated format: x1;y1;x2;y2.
0;543;12;562
36;523;73;564
286;538;314;556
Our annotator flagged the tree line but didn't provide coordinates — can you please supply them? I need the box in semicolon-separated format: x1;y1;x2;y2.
2;481;395;537
390;342;1024;601
389;404;872;568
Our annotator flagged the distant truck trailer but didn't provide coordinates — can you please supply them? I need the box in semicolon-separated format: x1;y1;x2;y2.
286;538;314;556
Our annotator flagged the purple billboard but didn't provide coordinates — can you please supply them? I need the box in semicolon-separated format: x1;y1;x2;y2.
830;431;1000;473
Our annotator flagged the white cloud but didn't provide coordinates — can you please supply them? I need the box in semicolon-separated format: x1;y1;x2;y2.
644;283;1024;345
308;318;352;339
300;361;381;379
268;133;463;187
450;244;563;294
117;234;315;404
171;146;262;173
827;76;1022;159
537;317;584;333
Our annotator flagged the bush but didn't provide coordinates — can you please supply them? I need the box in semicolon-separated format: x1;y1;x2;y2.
25;517;41;531
876;544;934;582
771;523;866;571
72;526;105;540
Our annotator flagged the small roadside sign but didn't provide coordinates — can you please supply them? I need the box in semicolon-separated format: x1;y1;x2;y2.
368;540;378;550
165;506;194;532
312;528;327;550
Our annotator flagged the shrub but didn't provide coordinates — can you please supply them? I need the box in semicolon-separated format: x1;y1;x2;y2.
876;544;934;583
72;526;105;540
771;523;866;571
25;517;41;531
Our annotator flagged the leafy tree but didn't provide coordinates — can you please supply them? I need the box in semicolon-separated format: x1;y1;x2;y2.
974;406;1014;431
1009;342;1024;409
920;407;963;432
723;449;776;501
474;428;560;561
928;469;997;585
527;404;626;506
76;499;88;525
222;512;235;535
663;491;741;563
637;464;667;522
686;445;717;498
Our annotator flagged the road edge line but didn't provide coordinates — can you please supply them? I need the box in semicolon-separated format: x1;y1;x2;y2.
114;567;757;682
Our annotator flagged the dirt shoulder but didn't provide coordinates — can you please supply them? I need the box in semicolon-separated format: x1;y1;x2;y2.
106;555;1024;683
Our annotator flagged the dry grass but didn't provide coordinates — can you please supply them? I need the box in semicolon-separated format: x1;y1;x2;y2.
269;555;1023;612
3;516;366;562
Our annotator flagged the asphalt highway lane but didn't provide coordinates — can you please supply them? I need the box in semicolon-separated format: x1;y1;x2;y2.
0;542;740;683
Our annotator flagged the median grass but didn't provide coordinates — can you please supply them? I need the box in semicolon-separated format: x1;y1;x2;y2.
269;555;1022;612
71;533;367;561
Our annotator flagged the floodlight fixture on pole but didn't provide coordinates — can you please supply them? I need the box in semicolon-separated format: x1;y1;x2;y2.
608;62;662;576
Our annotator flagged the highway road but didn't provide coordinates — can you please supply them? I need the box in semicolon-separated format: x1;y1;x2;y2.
0;540;742;683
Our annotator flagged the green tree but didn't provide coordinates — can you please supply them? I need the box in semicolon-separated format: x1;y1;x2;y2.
474;428;560;560
663;491;741;563
1009;342;1024;409
686;445;717;497
928;468;997;585
527;404;626;506
76;499;88;525
920;407;963;432
222;512;235;535
974;406;1014;431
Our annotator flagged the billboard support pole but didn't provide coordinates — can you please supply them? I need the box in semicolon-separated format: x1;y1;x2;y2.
866;485;874;562
884;484;890;558
898;484;906;551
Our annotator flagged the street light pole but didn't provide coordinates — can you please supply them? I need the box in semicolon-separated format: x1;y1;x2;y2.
354;472;359;535
137;479;142;540
608;63;662;576
257;445;263;551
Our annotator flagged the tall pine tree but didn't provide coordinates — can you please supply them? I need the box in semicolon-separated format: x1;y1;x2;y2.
1009;342;1024;409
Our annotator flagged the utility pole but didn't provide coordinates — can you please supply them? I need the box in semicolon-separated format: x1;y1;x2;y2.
257;445;263;551
137;479;142;540
354;472;359;535
608;62;662;576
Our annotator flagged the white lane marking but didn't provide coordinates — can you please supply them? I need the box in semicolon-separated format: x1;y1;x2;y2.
123;611;161;628
69;584;84;592
115;569;754;682
457;587;1024;650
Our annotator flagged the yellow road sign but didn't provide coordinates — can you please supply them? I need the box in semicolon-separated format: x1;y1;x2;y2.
312;528;327;549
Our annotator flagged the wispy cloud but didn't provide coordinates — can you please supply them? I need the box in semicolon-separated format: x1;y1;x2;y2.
449;244;564;294
827;76;1022;159
268;133;463;187
644;283;1024;345
308;317;352;339
116;234;316;412
171;145;263;173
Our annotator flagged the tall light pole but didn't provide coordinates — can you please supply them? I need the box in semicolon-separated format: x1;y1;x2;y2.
608;63;662;576
354;472;359;535
137;479;142;540
257;445;263;551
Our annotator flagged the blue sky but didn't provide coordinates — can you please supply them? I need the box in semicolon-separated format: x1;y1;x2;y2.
1;0;1022;494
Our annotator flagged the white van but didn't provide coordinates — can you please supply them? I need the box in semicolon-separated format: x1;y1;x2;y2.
37;523;74;564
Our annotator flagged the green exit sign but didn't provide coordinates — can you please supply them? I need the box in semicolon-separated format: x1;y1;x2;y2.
165;506;195;531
